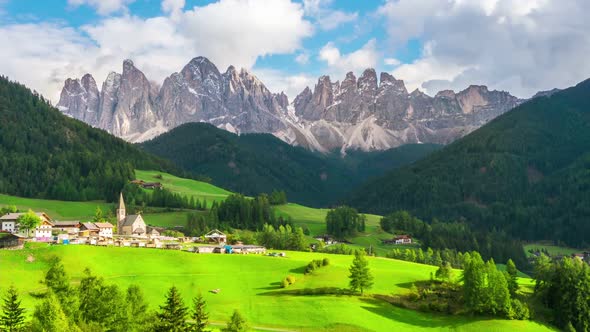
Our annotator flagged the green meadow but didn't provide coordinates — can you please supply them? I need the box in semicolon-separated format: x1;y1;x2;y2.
0;245;555;332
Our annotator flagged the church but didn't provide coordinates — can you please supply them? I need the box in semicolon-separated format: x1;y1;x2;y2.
117;193;147;236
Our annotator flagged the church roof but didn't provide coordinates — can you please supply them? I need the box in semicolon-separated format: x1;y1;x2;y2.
122;215;143;227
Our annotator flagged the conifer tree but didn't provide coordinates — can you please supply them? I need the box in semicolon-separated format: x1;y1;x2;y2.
155;286;188;332
505;259;519;296
30;292;76;332
0;286;26;332
349;250;374;295
188;294;209;332
222;310;247;332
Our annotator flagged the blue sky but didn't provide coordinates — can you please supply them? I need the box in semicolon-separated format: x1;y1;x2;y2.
1;0;589;102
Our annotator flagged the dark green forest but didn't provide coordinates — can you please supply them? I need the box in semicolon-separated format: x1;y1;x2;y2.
140;122;439;207
0;77;175;202
347;78;590;248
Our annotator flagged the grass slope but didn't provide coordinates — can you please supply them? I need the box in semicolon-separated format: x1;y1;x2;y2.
0;246;555;332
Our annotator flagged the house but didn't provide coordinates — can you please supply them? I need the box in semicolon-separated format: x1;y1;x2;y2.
94;222;114;238
146;226;161;238
205;229;227;244
382;235;413;245
80;222;99;236
314;234;336;245
0;219;16;233
52;221;81;234
0;212;53;238
130;179;163;189
231;245;266;254
116;193;147;236
0;233;26;249
394;235;412;244
196;245;221;253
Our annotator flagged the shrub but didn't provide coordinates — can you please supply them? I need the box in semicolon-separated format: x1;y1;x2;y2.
507;298;530;320
286;275;296;285
322;258;330;266
281;279;289;288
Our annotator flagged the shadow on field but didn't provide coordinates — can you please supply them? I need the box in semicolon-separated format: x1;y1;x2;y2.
256;282;283;291
359;297;468;329
395;280;431;290
288;265;307;274
257;287;352;297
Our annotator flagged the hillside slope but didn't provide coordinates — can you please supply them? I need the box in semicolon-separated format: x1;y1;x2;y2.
140;122;440;207
347;78;590;247
0;76;174;202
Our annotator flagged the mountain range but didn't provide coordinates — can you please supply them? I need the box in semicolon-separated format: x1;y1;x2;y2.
57;57;523;152
346;78;590;248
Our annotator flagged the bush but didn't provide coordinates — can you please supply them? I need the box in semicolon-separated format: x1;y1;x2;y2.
322;258;330;266
286;275;296;285
281;279;289;288
507;298;530;320
304;259;329;274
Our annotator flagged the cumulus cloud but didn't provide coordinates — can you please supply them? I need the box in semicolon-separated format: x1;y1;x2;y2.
303;0;357;31
254;68;315;101
319;39;379;78
295;52;310;65
67;0;135;15
0;0;313;102
380;0;590;97
384;58;400;66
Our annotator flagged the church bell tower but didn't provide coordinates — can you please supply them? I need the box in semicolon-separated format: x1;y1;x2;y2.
116;193;126;235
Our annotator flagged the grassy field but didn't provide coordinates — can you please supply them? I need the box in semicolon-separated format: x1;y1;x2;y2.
135;170;231;207
0;194;192;228
0;245;555;332
523;242;584;257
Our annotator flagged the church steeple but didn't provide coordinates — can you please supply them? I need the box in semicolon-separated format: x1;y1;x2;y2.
116;193;126;235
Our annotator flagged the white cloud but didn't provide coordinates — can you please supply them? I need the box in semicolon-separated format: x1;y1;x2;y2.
380;0;590;97
384;58;400;66
319;39;379;77
161;0;185;18
303;0;357;31
255;68;315;101
295;52;310;65
0;0;313;102
67;0;135;15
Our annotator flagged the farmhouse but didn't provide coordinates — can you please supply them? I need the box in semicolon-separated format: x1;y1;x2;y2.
53;221;81;234
146;226;161;237
80;222;99;236
382;235;413;245
314;234;337;245
130;179;163;189
94;222;114;238
0;233;26;249
116;193;147;236
231;245;266;254
205;229;227;244
0;212;53;237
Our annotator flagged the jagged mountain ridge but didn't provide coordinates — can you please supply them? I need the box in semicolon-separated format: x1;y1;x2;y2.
57;57;523;152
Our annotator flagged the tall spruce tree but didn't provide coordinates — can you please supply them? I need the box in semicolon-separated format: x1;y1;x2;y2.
155;286;188;332
348;250;374;295
222;310;247;332
505;259;519;296
188;294;209;332
0;286;26;332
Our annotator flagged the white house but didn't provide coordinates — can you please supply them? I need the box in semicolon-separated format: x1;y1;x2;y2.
394;235;412;244
34;219;54;241
94;222;114;238
0;220;16;233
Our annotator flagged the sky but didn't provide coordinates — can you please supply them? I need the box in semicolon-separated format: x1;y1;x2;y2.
1;0;590;103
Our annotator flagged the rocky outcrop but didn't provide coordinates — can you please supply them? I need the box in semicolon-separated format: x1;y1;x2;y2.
57;56;524;152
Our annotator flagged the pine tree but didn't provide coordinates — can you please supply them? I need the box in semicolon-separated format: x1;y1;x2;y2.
155;286;188;332
222;310;247;332
435;262;454;282
126;285;149;332
348;250;374;295
30;292;75;332
188;294;209;332
505;259;519;296
0;286;26;332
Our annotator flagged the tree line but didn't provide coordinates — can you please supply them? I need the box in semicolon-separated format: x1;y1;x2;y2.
380;211;527;267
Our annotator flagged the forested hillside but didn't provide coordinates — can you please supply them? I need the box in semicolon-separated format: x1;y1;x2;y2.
140;122;439;207
0;77;174;202
347;78;590;247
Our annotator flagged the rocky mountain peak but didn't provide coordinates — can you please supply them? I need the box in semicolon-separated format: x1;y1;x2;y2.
57;58;524;153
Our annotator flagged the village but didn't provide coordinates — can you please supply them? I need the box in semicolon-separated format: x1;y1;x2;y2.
0;193;266;255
